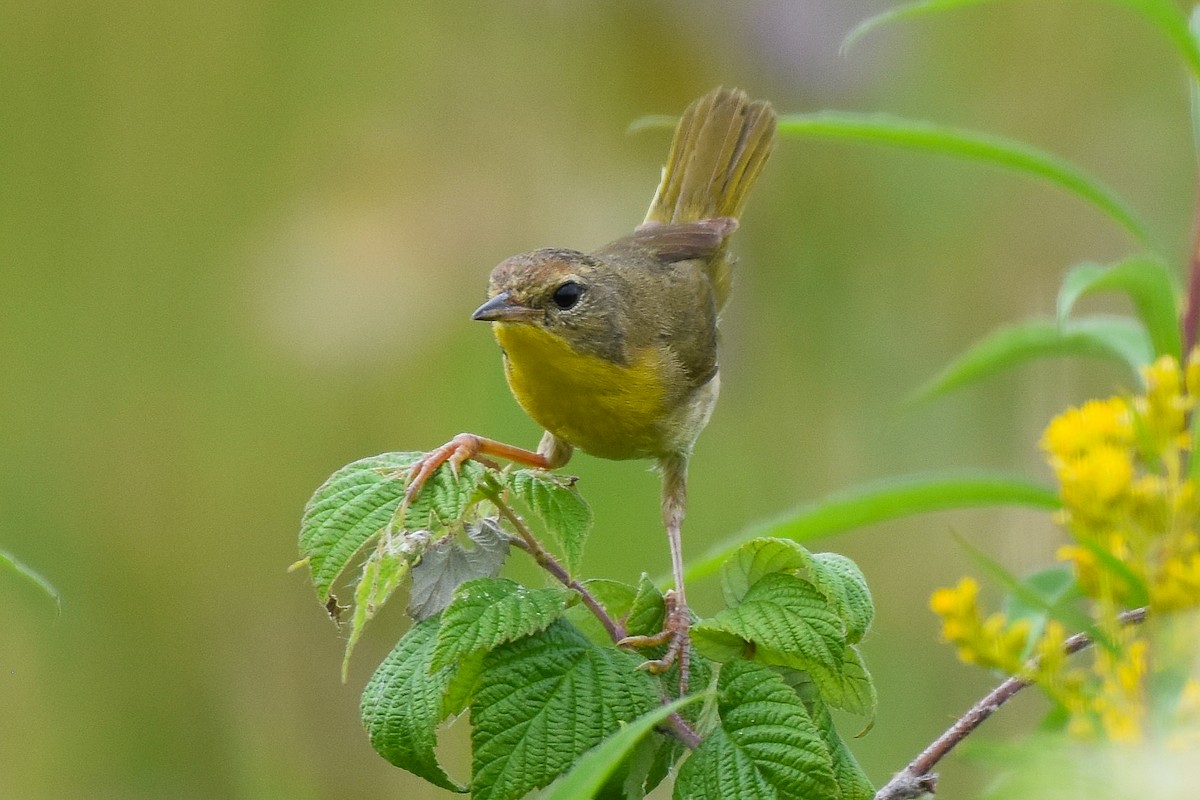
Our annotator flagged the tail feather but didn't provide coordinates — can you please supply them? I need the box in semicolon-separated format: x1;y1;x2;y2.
643;88;777;310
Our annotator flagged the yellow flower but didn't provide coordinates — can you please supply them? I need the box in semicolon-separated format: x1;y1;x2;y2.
1056;444;1134;521
1041;398;1132;461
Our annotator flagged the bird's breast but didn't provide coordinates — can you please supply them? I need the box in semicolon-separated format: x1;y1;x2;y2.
493;322;669;460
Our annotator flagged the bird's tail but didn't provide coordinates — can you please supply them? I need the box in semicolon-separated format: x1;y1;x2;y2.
643;87;777;310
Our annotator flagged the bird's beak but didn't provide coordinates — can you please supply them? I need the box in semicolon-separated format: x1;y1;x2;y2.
471;292;537;322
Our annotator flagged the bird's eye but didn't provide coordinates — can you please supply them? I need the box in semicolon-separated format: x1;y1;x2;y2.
552;281;584;310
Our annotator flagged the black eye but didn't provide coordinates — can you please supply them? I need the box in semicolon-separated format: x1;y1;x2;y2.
551;281;584;310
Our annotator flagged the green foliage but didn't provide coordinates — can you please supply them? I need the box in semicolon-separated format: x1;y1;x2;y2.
1056;258;1181;360
508;469;592;574
470;621;661;800
774;112;1151;246
431;577;568;671
688;471;1059;582
911;316;1153;401
674;660;839;800
300;451;877;799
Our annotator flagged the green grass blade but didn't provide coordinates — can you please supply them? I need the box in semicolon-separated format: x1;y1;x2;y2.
776;112;1151;246
686;473;1059;584
540;694;702;800
0;548;61;611
911;316;1152;403
1056;257;1181;359
843;0;1200;84
842;0;994;54
1111;0;1200;83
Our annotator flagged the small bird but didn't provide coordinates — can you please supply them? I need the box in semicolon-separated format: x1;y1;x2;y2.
405;87;777;682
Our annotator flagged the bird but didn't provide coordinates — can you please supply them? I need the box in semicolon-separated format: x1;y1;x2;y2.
404;87;777;684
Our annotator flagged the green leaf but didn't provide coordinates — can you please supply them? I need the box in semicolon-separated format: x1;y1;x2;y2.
843;0;1200;86
807;695;875;800
911;316;1152;402
343;531;427;681
431;577;569;671
625;574;667;638
540;694;702;800
808;645;878;718
360;618;466;792
408;518;511;621
470;620;660;800
674;660;838;800
299;452;418;602
509;470;592;574
720;538;812;607
718;538;874;644
687;472;1059;584
693;573;845;682
808;552;875;645
0;547;60;610
775;112;1152;246
400;458;489;533
1057;258;1181;359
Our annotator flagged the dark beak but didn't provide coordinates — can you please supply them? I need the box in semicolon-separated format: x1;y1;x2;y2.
471;291;536;322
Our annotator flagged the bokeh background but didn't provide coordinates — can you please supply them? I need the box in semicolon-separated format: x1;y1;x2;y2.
1;1;1194;797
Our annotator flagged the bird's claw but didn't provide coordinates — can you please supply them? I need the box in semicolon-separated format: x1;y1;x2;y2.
618;590;691;689
403;433;483;507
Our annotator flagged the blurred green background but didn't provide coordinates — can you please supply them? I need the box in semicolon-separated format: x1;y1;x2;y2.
1;1;1194;798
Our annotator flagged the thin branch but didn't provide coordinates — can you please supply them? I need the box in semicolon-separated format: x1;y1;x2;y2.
490;493;703;750
874;606;1148;800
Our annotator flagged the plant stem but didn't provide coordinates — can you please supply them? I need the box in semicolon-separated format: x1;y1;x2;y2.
491;495;626;641
873;606;1148;800
490;492;702;750
1181;195;1200;357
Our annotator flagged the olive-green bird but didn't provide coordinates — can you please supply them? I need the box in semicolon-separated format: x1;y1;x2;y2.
406;87;777;682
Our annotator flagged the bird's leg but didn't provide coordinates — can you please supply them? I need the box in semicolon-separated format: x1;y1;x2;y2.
619;455;691;693
404;430;572;506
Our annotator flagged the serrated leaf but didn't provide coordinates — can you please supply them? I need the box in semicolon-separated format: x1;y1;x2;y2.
401;458;490;533
720;538;812;607
687;471;1059;584
431;578;568;671
807;695;875;800
775;112;1152;246
1057;258;1180;359
0;547;60;610
808;552;874;645
912;316;1152;403
509;470;592;573
693;573;845;683
625;574;667;638
809;645;877;718
360;618;465;792
300;452;418;601
674;660;837;800
344;531;428;680
541;694;701;800
470;620;660;800
409;518;511;621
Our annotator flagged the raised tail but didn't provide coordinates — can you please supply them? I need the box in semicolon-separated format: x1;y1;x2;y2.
643;87;777;309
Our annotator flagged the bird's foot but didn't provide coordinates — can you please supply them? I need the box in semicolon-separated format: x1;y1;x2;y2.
403;433;491;507
618;590;691;692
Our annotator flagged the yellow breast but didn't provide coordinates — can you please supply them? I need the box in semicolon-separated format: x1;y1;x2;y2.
493;322;668;460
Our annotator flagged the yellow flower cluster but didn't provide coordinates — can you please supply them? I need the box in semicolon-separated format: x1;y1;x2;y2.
931;352;1200;746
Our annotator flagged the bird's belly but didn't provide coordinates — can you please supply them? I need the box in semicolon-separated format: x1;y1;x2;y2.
494;323;668;460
